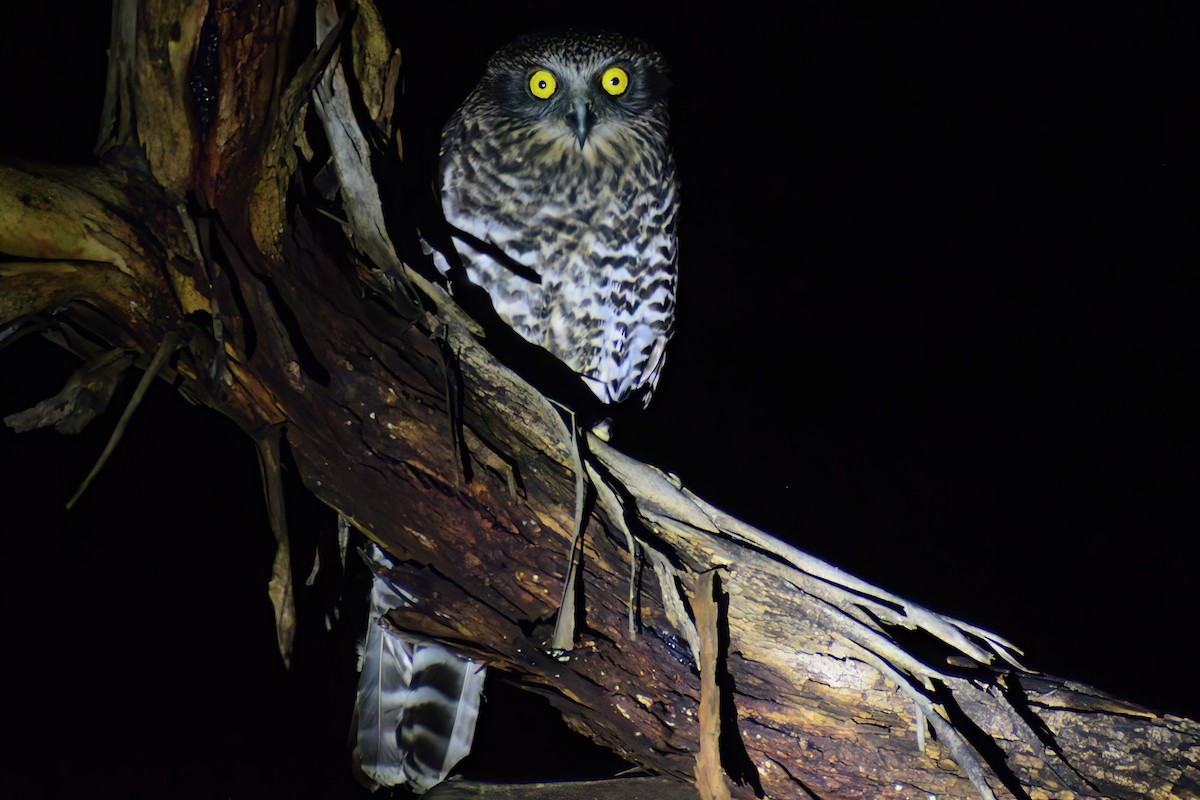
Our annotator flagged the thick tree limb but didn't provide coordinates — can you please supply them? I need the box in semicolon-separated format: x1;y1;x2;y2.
2;3;1197;799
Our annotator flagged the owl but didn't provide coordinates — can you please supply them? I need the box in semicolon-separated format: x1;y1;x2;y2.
435;31;679;409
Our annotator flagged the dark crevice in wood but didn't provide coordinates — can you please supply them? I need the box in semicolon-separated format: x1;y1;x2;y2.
436;327;472;485
1000;674;1101;794
933;681;1033;800
261;268;332;385
648;626;697;672
713;572;763;798
768;757;826;800
209;219;260;358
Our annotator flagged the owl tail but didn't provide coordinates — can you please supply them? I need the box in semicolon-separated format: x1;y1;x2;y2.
353;544;487;793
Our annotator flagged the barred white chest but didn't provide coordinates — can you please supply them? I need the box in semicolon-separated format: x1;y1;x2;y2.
438;161;677;406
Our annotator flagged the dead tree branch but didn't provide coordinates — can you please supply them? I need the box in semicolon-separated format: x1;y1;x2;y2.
2;3;1196;798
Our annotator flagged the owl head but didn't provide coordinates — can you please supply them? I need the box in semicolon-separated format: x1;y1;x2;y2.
474;31;672;156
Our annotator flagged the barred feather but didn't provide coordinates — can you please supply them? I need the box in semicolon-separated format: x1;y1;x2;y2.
353;545;486;793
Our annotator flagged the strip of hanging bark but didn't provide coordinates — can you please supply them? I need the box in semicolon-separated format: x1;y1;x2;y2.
551;411;587;652
255;428;296;668
311;0;412;297
691;570;732;800
65;332;178;509
586;460;641;639
644;546;701;662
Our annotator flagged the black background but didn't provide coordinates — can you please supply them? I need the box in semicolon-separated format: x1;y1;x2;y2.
2;2;1198;797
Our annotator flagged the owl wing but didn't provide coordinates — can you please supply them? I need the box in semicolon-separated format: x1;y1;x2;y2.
586;165;680;407
353;544;486;793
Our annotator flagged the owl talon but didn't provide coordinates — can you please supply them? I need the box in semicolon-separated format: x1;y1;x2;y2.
545;647;573;663
591;418;613;442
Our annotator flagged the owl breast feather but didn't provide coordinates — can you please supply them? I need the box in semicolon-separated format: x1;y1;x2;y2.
438;113;678;407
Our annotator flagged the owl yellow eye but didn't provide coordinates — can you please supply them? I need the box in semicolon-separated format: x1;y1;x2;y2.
529;69;557;99
600;66;628;96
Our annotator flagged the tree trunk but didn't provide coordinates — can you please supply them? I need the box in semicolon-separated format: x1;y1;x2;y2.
2;3;1196;799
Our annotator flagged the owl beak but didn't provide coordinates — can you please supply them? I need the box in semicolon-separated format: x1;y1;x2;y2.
567;99;596;148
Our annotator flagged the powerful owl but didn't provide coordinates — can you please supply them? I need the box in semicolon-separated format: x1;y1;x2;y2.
435;31;679;409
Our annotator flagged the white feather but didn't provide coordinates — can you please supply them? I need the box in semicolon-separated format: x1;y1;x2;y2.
354;615;414;786
352;544;486;793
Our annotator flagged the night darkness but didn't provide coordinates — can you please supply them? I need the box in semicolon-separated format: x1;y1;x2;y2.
2;3;1198;798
